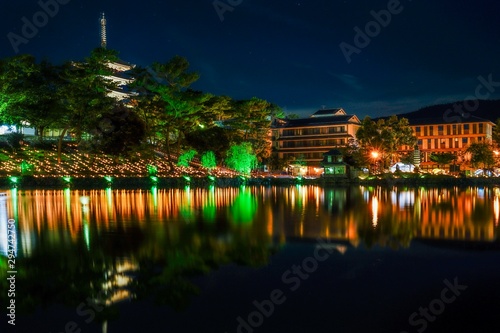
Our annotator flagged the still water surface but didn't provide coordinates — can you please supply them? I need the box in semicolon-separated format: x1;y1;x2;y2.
1;185;500;333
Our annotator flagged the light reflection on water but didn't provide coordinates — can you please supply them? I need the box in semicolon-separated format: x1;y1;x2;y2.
0;185;499;258
0;185;500;332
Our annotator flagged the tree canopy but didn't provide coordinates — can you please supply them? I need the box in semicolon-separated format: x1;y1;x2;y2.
355;115;416;168
466;142;495;170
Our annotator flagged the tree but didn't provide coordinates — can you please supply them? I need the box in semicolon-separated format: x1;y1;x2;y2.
466;142;495;171
201;151;217;170
225;98;278;161
286;113;300;119
185;126;232;162
55;48;118;163
225;142;257;175
341;137;370;168
399;151;414;166
356;115;416;168
87;104;146;157
430;152;456;168
131;56;205;167
177;149;197;167
0;55;63;139
265;148;292;172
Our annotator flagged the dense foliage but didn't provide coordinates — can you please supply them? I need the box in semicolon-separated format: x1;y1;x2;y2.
0;49;279;174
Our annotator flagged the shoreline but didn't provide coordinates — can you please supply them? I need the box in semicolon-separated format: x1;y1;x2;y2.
1;175;500;189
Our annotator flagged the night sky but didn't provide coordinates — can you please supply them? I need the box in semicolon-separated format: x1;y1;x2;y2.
1;0;500;118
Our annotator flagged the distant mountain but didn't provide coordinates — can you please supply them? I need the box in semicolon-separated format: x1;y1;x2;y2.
397;99;500;123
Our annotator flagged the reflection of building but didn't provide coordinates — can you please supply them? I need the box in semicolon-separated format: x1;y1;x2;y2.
399;116;494;170
272;108;361;175
415;187;495;241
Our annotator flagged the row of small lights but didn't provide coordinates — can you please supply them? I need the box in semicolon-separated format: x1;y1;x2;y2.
2;146;239;179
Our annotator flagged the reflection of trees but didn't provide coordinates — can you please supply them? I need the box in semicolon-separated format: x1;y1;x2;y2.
135;223;276;311
0;240;120;322
0;218;276;318
357;215;415;249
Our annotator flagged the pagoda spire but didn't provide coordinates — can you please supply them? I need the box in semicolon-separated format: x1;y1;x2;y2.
100;12;107;49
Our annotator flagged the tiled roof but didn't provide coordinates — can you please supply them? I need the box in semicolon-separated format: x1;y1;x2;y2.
311;108;345;117
273;115;359;128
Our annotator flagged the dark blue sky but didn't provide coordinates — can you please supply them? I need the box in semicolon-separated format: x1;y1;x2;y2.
2;0;500;118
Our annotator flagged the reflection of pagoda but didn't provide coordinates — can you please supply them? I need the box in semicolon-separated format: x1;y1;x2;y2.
99;13;137;103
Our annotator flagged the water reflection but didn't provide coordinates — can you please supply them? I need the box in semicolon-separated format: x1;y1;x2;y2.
0;185;499;327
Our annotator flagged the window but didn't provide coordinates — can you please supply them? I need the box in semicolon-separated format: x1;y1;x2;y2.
417;139;422;146
464;124;469;134
479;123;484;133
462;138;468;144
438;125;444;135
429;126;434;136
452;125;457;135
415;126;421;133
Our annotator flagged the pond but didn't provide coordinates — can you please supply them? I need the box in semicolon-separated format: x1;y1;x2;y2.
1;185;500;333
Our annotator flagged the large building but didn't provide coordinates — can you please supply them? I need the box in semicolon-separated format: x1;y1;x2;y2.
400;115;495;170
272;108;361;175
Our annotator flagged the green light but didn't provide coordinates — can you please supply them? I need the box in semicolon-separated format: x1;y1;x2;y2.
202;186;216;223
64;187;71;214
151;186;158;209
150;176;158;183
83;222;90;250
62;176;71;183
9;176;18;184
10;188;17;220
104;176;113;184
229;188;257;225
105;187;112;210
183;175;191;182
147;164;158;176
208;175;216;182
20;160;34;175
296;176;303;182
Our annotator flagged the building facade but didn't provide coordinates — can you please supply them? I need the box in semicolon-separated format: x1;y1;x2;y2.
400;116;495;169
272;108;361;175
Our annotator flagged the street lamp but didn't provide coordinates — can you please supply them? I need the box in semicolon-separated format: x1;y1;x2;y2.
371;151;380;173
